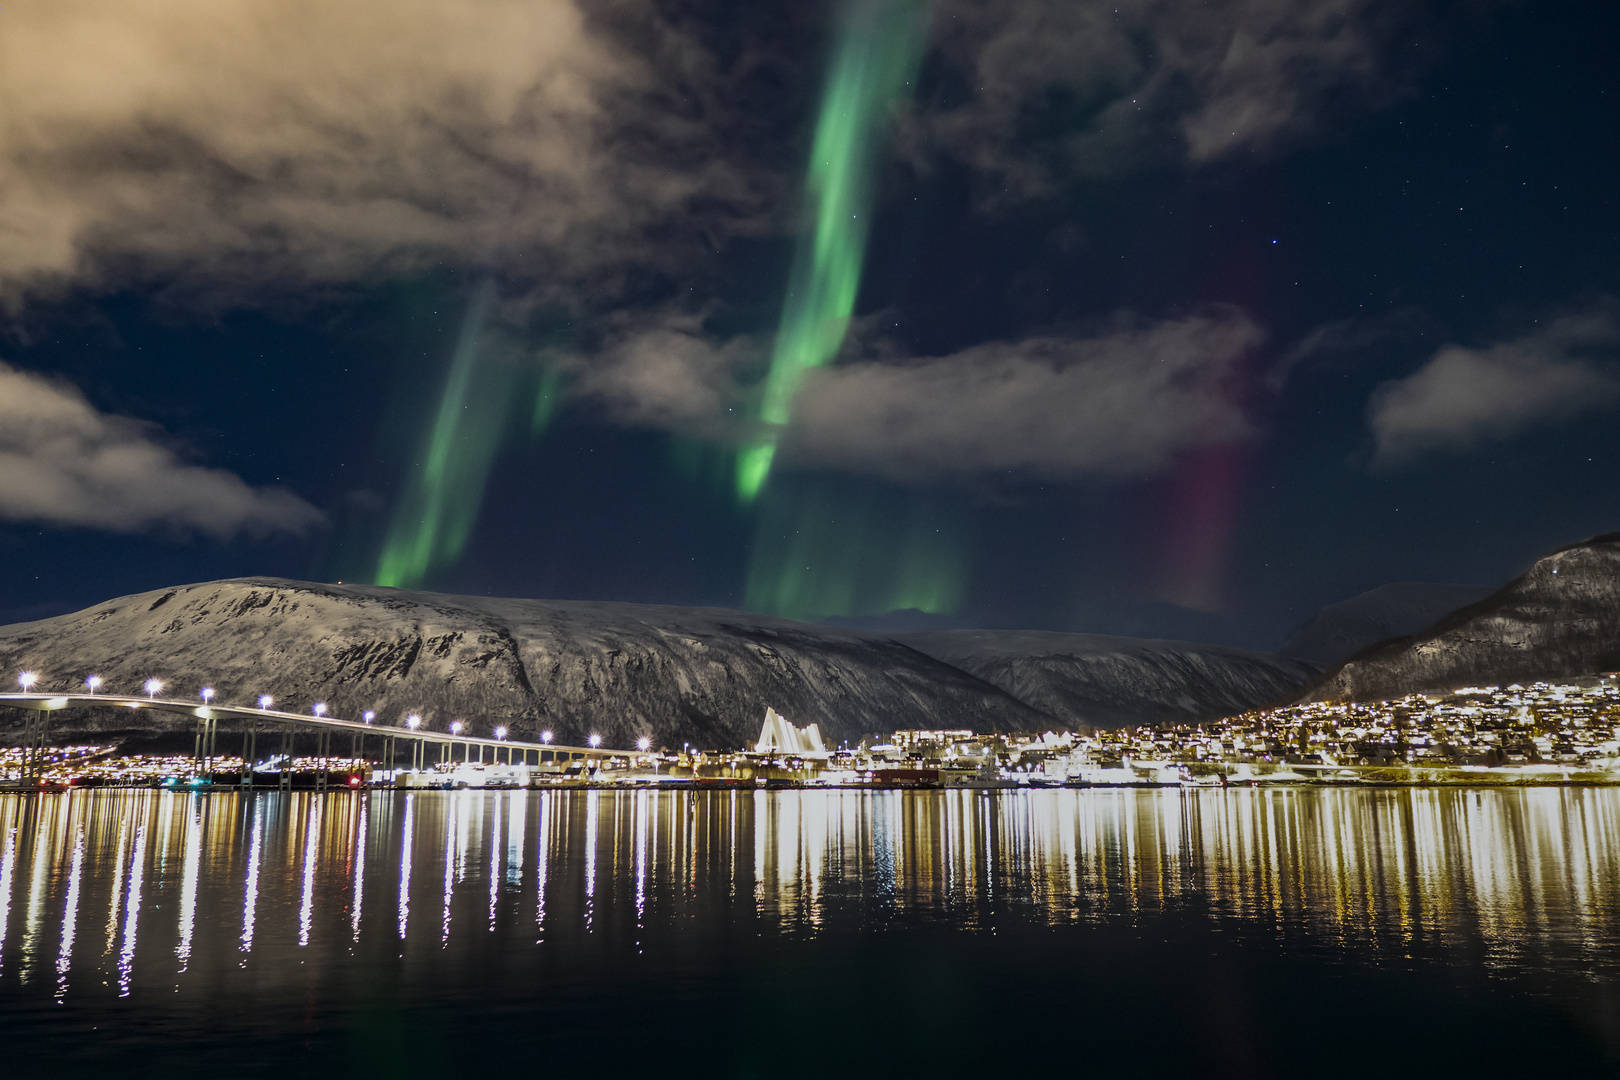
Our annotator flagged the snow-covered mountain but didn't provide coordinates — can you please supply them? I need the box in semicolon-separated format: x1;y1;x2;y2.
1280;582;1495;666
1298;532;1620;703
895;629;1320;728
0;579;1049;748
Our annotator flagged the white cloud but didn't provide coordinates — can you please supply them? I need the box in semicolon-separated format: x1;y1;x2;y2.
0;361;324;537
565;309;1263;486
782;310;1263;483
1368;308;1620;464
569;311;761;437
0;0;763;307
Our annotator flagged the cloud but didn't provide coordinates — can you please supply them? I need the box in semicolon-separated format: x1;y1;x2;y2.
568;311;761;437
1368;307;1620;464
565;308;1263;486
0;0;766;307
0;361;324;537
781;310;1263;484
911;0;1419;200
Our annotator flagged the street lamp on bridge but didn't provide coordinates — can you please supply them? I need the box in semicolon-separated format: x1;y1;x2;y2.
144;678;163;699
450;721;463;736
86;675;102;695
362;711;375;724
257;694;273;710
588;734;602;749
312;702;326;718
200;687;214;705
495;726;508;741
541;731;553;745
18;672;37;691
406;714;421;731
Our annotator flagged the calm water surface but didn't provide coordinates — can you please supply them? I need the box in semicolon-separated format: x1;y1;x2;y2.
1;787;1617;1077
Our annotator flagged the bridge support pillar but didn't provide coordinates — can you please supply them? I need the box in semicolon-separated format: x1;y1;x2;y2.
278;727;293;791
314;730;332;793
19;712;48;786
193;716;218;784
241;723;258;787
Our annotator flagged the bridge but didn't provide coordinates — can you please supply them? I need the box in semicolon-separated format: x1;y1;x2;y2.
0;692;623;790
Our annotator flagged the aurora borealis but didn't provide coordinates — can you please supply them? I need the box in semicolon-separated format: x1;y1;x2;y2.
735;0;929;502
3;0;1620;649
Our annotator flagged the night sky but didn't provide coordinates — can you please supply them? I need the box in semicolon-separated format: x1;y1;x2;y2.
2;0;1618;650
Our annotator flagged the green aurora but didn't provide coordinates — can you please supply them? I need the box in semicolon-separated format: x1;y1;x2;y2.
738;0;963;622
372;0;962;617
374;285;562;589
734;0;930;501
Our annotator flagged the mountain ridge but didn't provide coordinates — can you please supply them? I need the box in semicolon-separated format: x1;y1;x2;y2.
1294;532;1620;704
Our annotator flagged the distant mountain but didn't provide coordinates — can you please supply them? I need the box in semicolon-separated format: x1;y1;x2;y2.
1280;582;1495;666
0;579;1048;749
1297;533;1620;704
895;629;1320;728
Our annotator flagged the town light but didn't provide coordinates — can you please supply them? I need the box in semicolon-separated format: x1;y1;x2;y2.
450;721;463;736
144;678;163;699
313;702;326;717
18;672;38;691
406;714;421;731
495;726;508;741
257;694;273;710
86;675;102;694
637;737;651;752
541;731;553;744
200;687;214;704
588;734;602;749
362;711;375;724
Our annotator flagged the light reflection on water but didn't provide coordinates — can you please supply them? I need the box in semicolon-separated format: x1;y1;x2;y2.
0;786;1613;1000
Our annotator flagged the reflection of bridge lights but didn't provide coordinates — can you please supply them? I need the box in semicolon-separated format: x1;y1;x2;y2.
450;721;463;736
313;702;326;717
541;731;553;744
86;675;102;694
18;671;37;691
200;687;214;704
144;678;163;698
637;736;651;752
406;714;421;731
495;726;508;741
257;694;273;710
588;734;602;749
362;711;375;724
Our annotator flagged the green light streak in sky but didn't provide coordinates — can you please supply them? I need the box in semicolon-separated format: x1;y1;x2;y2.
736;0;929;500
374;285;566;589
745;476;966;621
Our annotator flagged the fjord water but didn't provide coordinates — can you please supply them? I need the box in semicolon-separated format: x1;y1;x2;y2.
1;788;1618;1077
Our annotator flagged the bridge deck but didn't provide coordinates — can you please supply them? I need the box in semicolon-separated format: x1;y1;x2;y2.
0;692;615;758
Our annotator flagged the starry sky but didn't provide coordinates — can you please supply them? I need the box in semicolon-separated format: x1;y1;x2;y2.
2;0;1618;649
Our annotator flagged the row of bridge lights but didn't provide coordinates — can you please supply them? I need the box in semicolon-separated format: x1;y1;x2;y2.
15;670;629;750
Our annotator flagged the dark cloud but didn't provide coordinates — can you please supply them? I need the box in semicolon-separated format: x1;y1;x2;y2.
1368;304;1620;465
0;361;324;537
909;0;1421;201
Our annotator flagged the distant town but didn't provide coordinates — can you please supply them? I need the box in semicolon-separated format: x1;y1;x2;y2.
5;679;1620;790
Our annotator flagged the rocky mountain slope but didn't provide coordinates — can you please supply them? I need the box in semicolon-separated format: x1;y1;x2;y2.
1280;582;1495;666
1297;533;1620;703
0;579;1049;749
895;630;1320;728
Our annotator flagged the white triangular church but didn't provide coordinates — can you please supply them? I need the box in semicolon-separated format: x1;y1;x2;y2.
754;706;827;756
